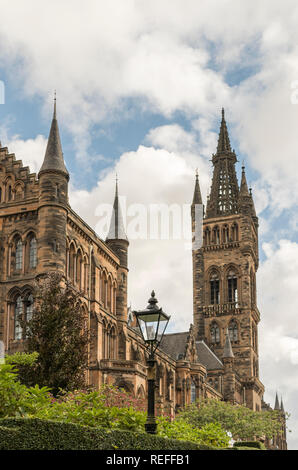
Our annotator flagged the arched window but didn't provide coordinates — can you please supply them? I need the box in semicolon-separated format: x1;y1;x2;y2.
69;244;75;282
0;187;2;202
109;326;116;359
102;320;107;359
227;269;238;303
231;223;239;241
15;239;23;271
15;184;23;200
204;227;211;245
222;225;229;243
210;271;220;305
107;277;112;311
213;226;220;244
29;237;37;268
102;272;107;307
210;322;220;344
113;284;117;315
8;185;12;201
76;250;82;288
14;296;23;340
228;319;238;342
26;294;34;323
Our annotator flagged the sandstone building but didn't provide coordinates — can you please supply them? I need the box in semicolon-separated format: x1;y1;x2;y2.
0;103;286;448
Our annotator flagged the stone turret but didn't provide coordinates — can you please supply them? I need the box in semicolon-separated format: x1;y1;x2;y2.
106;178;129;324
37;96;69;273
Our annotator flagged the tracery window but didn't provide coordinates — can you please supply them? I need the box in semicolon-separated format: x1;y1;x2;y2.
14;296;23;340
15;239;23;271
210;322;220;344
29;237;37;268
210;272;220;305
231;223;239;241
222;224;229;243
213;226;220;244
204;227;211;245
26;294;34;323
8;185;12;201
228;319;238;342
227;269;238;303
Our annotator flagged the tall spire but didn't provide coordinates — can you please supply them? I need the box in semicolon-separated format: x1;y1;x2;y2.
106;177;128;241
192;170;202;206
206;109;239;217
217;108;232;154
223;329;234;358
39;93;69;178
274;392;280;410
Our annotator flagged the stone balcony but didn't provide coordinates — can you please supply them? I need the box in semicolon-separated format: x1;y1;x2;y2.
202;302;242;316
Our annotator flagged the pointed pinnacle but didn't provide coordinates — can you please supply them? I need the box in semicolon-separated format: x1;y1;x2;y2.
106;178;128;241
39;96;69;178
217;108;232;153
223;329;234;358
274;392;280;410
192;171;202;205
239;165;250;197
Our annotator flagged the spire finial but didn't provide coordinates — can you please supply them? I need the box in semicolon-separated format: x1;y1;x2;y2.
53;90;57;119
216;108;231;153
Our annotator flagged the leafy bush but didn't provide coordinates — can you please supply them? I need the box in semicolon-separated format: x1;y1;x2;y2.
177;399;285;441
234;441;265;450
5;352;39;387
157;416;229;448
34;390;147;432
0;364;51;418
0;418;216;450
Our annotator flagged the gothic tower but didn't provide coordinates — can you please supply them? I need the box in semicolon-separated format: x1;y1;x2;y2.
38;97;69;274
192;109;264;410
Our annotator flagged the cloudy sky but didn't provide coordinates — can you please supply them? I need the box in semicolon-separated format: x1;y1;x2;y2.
0;0;297;448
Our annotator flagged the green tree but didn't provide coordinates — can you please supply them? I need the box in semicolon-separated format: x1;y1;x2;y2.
177;399;287;441
5;352;39;387
23;272;90;395
157;416;229;448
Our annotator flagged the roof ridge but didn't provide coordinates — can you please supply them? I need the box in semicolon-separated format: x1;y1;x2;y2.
196;340;223;366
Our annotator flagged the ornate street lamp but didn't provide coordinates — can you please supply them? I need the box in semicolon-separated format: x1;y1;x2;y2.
133;291;170;434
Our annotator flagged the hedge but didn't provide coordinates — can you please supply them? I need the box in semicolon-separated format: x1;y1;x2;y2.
0;418;218;450
234;441;265;450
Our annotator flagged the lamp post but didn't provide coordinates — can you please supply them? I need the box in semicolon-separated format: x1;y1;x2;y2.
133;291;170;434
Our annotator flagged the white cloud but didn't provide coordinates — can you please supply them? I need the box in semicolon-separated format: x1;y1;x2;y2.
0;124;47;174
0;0;298;448
69;142;207;332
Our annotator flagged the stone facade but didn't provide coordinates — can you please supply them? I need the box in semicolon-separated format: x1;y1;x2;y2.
0;104;286;448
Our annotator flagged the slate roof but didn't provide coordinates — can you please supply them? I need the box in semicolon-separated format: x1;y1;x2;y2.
159;332;189;360
195;340;223;370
